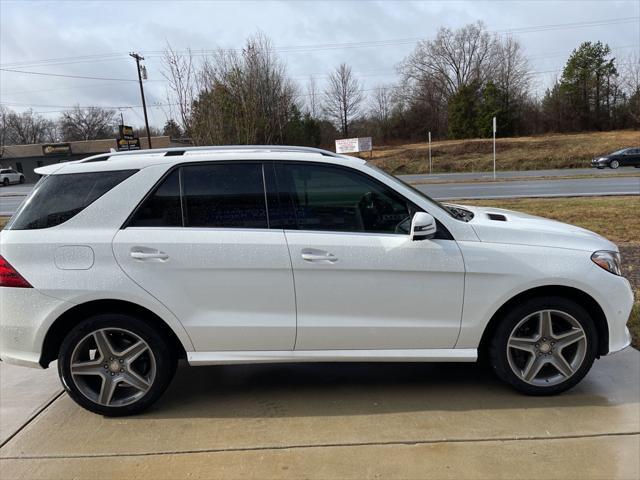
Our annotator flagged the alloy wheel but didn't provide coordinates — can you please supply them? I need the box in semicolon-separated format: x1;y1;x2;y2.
506;309;587;387
610;160;619;169
69;328;157;407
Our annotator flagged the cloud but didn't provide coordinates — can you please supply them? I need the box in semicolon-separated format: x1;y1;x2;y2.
1;0;638;128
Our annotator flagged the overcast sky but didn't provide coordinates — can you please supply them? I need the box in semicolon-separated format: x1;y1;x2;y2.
1;0;638;129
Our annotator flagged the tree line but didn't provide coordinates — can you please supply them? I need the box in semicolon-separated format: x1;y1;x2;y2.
1;23;638;149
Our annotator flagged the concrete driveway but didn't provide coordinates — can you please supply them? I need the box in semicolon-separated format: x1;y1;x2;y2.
1;349;639;479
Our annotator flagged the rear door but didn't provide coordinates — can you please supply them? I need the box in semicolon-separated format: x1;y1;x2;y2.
113;162;296;352
273;162;465;351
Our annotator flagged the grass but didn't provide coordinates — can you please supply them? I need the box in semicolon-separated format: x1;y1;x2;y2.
0;217;7;229
1;196;638;347
370;129;640;174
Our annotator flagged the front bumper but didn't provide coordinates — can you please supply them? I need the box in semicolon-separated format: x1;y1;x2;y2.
601;276;635;355
591;159;607;168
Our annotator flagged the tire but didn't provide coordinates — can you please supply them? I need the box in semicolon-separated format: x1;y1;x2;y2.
489;297;597;396
58;313;177;416
19;176;25;184
2;178;8;187
610;160;619;169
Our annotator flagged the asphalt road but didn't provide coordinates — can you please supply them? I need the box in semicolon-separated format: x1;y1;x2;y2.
1;171;639;216
401;166;639;183
418;176;640;200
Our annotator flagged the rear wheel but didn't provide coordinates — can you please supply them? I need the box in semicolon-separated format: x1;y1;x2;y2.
58;314;177;416
489;297;597;395
610;159;620;169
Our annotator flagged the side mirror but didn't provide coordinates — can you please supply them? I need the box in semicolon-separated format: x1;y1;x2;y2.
410;212;437;240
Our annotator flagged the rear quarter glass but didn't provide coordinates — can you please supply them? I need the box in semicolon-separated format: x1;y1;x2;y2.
7;170;138;230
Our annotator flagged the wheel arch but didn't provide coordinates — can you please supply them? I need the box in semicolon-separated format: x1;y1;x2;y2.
478;285;609;361
39;299;187;368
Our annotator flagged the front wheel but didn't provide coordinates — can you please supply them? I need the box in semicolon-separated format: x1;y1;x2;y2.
489;297;597;395
19;176;25;184
2;178;8;186
58;314;177;416
610;160;620;169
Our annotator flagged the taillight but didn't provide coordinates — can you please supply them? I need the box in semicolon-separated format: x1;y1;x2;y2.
0;255;32;288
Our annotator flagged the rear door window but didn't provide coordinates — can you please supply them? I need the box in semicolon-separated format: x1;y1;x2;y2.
129;169;182;227
8;170;137;230
128;163;269;229
182;163;268;228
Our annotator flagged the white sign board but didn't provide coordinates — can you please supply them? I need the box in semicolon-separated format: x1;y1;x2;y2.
335;137;373;154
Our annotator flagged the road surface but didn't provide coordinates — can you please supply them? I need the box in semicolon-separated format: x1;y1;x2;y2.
1;171;639;216
401;166;639;183
417;176;640;200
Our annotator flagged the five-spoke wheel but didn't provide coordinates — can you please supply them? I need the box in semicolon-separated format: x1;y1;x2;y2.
70;328;156;407
490;297;596;395
59;313;177;416
506;310;587;386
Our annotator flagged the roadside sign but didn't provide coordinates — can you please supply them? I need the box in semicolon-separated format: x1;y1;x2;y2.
42;143;72;156
493;117;497;134
335;137;373;154
119;125;135;140
116;137;141;151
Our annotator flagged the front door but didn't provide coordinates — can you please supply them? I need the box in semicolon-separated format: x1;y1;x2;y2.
113;162;296;352
274;162;465;350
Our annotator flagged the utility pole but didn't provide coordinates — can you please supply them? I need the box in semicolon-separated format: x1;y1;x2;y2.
129;53;152;149
428;131;432;174
492;116;497;180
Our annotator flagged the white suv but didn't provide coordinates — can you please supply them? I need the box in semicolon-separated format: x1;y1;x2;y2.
0;168;25;186
0;146;633;416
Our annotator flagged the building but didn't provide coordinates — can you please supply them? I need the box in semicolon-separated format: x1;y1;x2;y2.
0;136;172;183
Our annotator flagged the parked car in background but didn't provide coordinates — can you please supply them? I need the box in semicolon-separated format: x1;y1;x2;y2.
0;168;25;186
0;146;633;416
591;148;640;169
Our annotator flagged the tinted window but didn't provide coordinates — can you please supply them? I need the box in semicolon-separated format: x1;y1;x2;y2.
129;169;182;227
8;170;136;230
276;163;415;234
182;163;268;228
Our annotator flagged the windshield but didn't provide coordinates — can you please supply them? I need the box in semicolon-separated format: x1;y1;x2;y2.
610;148;629;155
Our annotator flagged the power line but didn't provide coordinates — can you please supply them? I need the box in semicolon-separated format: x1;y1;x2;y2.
2;16;637;69
0;67;138;82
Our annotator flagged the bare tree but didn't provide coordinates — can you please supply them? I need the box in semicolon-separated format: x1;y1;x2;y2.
399;22;498;99
621;52;640;95
494;36;531;111
192;32;298;145
323;63;364;137
2;108;56;145
60;106;116;141
621;52;640;125
370;85;392;125
162;45;196;138
306;75;319;118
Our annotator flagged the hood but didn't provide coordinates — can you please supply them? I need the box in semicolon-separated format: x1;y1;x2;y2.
454;204;617;252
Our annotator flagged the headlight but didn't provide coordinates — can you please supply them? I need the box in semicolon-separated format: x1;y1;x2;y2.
591;250;622;276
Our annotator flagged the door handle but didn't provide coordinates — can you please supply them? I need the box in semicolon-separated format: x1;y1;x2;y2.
301;249;338;263
130;250;169;261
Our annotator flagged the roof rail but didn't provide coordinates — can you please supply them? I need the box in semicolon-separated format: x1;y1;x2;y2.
80;145;345;163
